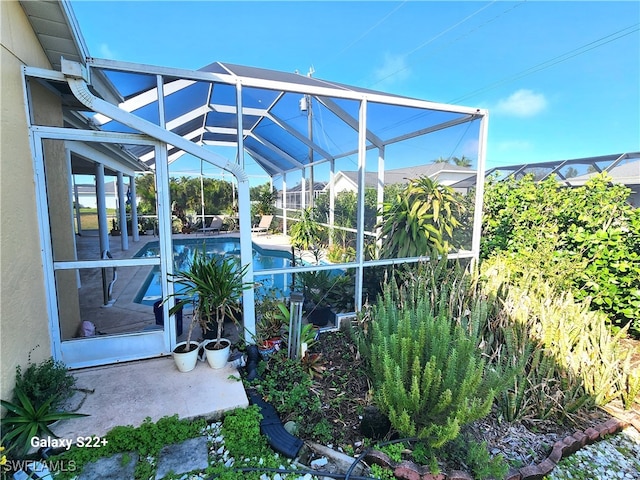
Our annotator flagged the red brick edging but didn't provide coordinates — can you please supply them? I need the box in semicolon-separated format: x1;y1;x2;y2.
363;417;629;480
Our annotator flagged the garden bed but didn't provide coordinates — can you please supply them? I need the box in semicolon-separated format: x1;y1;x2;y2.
266;329;629;476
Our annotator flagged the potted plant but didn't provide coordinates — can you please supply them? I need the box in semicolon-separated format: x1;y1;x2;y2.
255;291;288;347
110;218;121;236
296;270;336;327
168;248;253;370
201;255;252;368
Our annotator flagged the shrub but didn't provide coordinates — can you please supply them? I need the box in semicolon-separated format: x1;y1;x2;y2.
14;357;76;410
359;275;498;448
481;255;640;418
481;173;640;336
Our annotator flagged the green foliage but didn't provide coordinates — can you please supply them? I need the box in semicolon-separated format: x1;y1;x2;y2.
370;464;396;480
311;418;333;445
221;406;272;460
436;436;509;480
323;272;356;312
326;244;356;263
315;187;382;234
14;357;76;410
295;266;350;312
248;351;322;440
136;175;235;218
166;249;252;348
378;441;404;462
52;415;204;480
289;207;326;251
254;290;288;344
134;173;157;215
481;173;640;336
481;256;639;419
250;183;277;215
379;176;465;257
0;387;88;457
360;275;496;448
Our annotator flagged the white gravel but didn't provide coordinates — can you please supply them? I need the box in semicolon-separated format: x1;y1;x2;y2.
546;426;640;480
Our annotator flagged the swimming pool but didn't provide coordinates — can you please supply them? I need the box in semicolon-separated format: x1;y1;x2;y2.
133;238;293;305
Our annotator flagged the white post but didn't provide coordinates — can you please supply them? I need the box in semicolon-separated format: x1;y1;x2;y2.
73;182;82;235
95;164;109;255
282;173;288;234
328;159;335;247
354;99;367;312
471;112;489;260
236;81;256;343
200;160;205;226
155;74;177;349
129;175;139;242
376;146;385;252
117;171;128;251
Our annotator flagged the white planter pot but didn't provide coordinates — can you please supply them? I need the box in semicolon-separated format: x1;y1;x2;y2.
203;339;231;369
172;341;200;372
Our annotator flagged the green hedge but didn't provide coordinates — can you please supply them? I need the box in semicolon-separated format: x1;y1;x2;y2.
482;173;640;336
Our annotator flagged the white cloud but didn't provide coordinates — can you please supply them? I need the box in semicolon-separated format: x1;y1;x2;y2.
372;53;411;88
494;89;547;117
97;43;117;59
494;140;533;152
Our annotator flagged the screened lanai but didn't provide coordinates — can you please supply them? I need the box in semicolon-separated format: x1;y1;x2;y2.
24;56;487;368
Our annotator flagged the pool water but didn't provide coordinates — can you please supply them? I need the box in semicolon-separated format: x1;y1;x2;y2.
133;238;293;305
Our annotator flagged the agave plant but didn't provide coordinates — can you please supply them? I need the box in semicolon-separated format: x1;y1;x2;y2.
1;387;88;457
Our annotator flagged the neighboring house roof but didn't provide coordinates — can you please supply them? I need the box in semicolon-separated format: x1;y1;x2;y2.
565;159;640;186
334;163;475;190
284;181;328;193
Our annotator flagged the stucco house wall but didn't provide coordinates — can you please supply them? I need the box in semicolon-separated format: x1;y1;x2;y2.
1;0;62;401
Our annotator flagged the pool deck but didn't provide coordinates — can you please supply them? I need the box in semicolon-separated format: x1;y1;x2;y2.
75;230;294;338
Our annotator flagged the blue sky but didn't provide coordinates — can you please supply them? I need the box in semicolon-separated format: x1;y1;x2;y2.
70;1;639;171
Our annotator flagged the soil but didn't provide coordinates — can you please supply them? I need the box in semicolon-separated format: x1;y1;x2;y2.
303;328;630;471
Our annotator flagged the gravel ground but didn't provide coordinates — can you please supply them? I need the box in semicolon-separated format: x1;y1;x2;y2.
545;426;640;480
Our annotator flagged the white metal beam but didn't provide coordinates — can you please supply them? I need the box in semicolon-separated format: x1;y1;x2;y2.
384;113;480;145
250;132;305;169
210;103;269;117
86;58;483;115
471;112;489;259
235;81;257;344
62;59;247;182
268;111;335;161
316;96;383;148
245;148;285;175
93;78;198;126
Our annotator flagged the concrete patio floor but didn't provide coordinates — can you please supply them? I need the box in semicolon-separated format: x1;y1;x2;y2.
53;355;248;441
52;229;295;442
